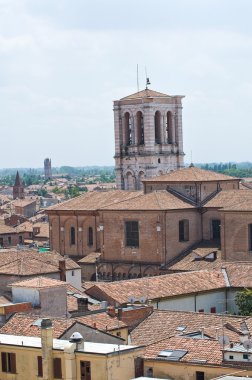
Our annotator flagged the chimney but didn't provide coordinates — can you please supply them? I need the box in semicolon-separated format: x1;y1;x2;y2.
77;297;89;313
117;308;123;320
41;318;53;380
107;306;116;318
59;259;66;281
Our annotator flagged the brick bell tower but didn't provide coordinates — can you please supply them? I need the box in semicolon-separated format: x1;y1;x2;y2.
113;85;185;190
13;171;25;199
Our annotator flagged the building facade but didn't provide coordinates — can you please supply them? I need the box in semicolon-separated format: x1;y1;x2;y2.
114;88;185;190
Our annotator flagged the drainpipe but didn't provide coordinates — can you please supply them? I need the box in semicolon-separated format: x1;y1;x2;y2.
41;318;53;380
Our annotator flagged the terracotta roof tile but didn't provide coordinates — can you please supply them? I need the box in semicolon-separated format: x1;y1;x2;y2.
0;249;80;275
144;336;223;365
0;314;74;338
101;191;194;211
47;190;141;212
78;252;101;264
86;270;227;305
10;276;67;289
131;310;249;346
143;166;239;183
120;88;173;101
75;312;127;331
205;190;252;208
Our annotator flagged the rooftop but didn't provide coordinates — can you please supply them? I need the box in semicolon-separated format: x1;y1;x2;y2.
143;166;239;183
120;88;174;101
10;276;67;289
86;270;228;305
131;310;252;346
0;333;139;354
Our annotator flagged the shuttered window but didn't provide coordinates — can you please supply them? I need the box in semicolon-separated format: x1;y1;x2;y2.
53;358;62;379
1;352;16;373
125;221;139;247
37;356;43;377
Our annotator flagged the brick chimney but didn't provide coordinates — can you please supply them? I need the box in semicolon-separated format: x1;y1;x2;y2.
77;297;89;313
59;259;66;281
41;318;53;380
107;306;116;318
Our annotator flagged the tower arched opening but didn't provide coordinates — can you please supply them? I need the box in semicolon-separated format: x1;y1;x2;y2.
155;111;161;144
136;111;144;145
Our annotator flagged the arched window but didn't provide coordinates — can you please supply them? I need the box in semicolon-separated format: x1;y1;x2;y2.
166;111;173;144
126;172;134;190
139;171;145;190
136;111;144;145
70;227;76;245
124;112;132;146
179;219;189;242
155;111;161;144
88;226;93;246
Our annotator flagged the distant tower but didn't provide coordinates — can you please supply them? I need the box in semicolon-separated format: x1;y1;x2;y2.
113;87;185;190
13;171;25;199
44;158;52;180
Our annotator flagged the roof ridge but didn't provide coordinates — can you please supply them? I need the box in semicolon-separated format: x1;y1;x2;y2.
99;192;143;210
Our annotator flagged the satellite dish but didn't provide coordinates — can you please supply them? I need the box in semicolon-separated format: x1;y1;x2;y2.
218;335;230;345
243;340;252;350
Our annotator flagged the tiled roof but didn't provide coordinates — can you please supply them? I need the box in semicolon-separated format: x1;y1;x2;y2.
168;242;223;271
47;190;141;212
131;310;249;346
0;249;80;275
101;191;194;211
13;199;36;207
10;276;67;289
143;167;239;183
78;252;102;264
225;263;252;288
144;336;223;365
205;190;252;208
76;312;127;331
86;270;227;305
0;224;16;234
0;314;74;338
120;89;173;101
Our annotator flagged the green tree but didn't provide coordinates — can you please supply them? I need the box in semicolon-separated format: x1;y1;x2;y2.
235;289;252;315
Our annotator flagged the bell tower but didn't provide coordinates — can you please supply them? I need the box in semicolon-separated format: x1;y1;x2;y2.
113;88;185;190
13;171;25;199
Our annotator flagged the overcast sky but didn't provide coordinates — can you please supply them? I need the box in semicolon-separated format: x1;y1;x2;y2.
0;0;252;168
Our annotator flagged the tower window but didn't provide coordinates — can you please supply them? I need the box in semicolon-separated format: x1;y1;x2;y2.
179;219;189;242
158;158;161;164
124;112;132;146
155;111;161;144
166;111;173;144
125;221;139;247
136;111;144;145
70;227;76;245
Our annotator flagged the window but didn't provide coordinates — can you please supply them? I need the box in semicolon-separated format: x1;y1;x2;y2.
198;309;204;313
229;355;234;360
210;307;216;313
80;361;91;380
196;371;205;380
37;356;43;377
0;238;3;247
8;236;11;245
53;358;62;379
179;219;189;242
19;235;23;244
248;224;252;251
72;270;75;276
70;227;75;245
125;221;139;247
243;354;249;360
1;352;16;373
116;331;121;337
136;111;144;145
88;227;93;246
155;111;161;144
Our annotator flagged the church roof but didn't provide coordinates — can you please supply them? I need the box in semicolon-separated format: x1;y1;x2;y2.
120;88;174;101
143;166;240;183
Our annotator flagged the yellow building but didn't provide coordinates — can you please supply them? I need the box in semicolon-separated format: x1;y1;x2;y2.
0;319;144;380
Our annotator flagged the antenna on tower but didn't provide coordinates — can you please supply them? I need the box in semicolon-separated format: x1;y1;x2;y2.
145;66;151;89
137;64;139;92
